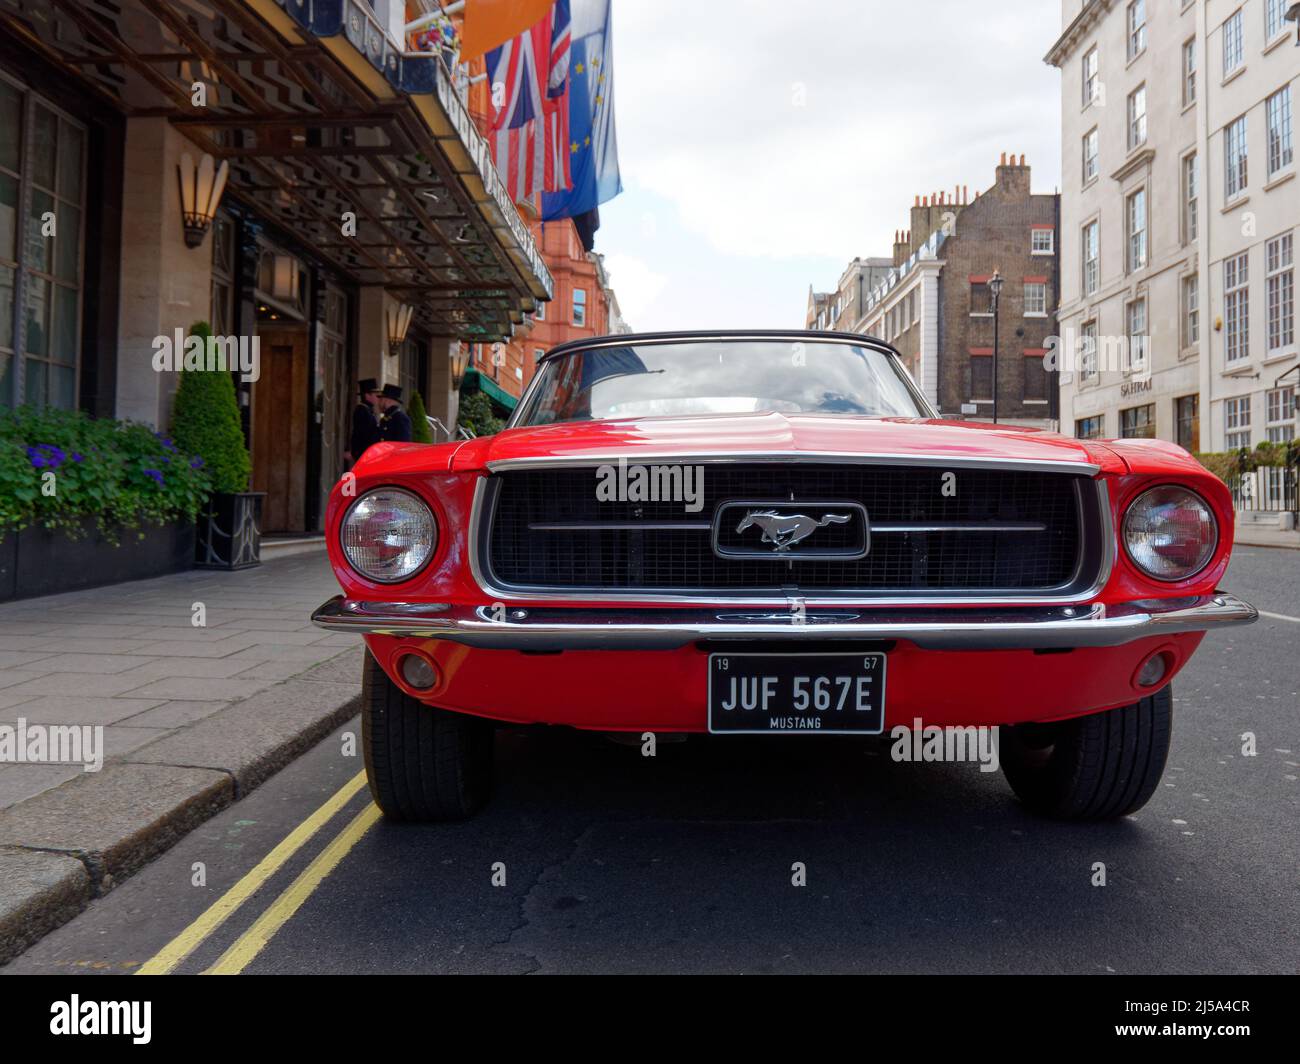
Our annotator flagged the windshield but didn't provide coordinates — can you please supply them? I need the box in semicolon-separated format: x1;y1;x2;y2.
514;340;927;426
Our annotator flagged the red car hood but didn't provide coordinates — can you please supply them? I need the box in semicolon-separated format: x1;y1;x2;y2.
449;413;1125;474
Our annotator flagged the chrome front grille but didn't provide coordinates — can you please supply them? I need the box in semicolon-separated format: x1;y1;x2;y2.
476;461;1105;600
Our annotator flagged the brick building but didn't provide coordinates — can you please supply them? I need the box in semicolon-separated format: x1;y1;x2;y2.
460;214;619;422
813;155;1062;428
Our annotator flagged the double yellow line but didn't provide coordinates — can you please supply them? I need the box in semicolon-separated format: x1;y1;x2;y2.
137;771;379;976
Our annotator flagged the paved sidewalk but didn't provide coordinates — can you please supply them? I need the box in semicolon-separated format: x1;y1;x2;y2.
0;550;362;962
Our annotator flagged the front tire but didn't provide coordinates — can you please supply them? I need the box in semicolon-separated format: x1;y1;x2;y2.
999;685;1172;821
362;651;494;821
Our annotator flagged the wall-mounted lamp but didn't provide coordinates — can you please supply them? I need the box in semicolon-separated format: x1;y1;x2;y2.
1287;3;1300;44
269;254;300;301
177;152;229;248
450;343;471;388
386;301;414;356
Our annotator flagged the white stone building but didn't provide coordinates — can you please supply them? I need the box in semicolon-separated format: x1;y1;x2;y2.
1047;0;1297;452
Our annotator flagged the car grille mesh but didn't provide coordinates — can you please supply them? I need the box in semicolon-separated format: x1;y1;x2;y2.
484;464;1085;594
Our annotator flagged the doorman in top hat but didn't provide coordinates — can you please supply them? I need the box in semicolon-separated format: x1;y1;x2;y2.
378;383;412;443
345;377;381;468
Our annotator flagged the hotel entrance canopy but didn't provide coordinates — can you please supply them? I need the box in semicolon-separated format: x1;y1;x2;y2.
0;0;554;341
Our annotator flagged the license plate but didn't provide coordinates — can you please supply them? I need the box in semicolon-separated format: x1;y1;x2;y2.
707;653;886;734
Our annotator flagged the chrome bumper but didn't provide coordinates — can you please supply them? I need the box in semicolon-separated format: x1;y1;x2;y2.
311;592;1257;652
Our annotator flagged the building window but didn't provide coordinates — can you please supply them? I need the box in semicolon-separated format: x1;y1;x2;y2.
1175;395;1199;451
1126;298;1148;371
1082;128;1099;184
1082;47;1099;106
1266;232;1295;353
1076;415;1105;439
533;347;545;363
1082;221;1099;296
970;281;992;315
1183;38;1197;107
1031;228;1055;255
1081;320;1099;382
0;78;86;411
1121;404;1156;439
1225;252;1250;362
1183;274;1200;347
1183;153;1198;244
211;212;236;338
1266;86;1293;178
1223;9;1244;77
1266;0;1288;41
1127;85;1147;150
1023;353;1048;401
534;300;545;321
1127;1;1147;61
1024;282;1047;316
572;287;586;326
1126;188;1147;272
1266;387;1296;441
1225;114;1248;200
1225;395;1251;449
970;355;992;400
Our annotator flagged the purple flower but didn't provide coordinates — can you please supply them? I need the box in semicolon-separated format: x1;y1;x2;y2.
143;468;165;486
71;453;84;463
190;456;205;469
25;444;65;469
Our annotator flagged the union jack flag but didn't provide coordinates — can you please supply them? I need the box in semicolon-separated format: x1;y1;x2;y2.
487;3;573;199
486;15;548;132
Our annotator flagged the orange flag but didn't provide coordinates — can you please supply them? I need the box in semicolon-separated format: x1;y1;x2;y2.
460;0;556;62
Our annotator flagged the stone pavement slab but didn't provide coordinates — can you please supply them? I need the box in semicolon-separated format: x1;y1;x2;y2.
0;550;363;964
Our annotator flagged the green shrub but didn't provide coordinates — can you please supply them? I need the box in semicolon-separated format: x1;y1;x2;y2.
456;388;505;437
0;405;211;540
1195;439;1299;482
408;390;433;444
170;321;251;494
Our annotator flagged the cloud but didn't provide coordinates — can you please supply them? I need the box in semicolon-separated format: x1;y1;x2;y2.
599;253;667;328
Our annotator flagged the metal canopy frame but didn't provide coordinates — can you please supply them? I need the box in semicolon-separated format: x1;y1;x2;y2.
0;0;553;341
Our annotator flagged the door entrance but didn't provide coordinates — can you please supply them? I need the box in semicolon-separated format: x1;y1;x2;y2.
251;324;309;533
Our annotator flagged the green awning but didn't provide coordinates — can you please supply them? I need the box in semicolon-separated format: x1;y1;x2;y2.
464;368;519;412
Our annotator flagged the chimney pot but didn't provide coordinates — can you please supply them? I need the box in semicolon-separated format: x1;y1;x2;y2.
1000;151;1006;165
1019;154;1025;166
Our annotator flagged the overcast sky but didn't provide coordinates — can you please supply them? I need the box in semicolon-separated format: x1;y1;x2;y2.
593;0;1064;331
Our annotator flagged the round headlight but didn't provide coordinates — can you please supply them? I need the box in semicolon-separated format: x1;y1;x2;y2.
341;488;436;583
1123;485;1217;582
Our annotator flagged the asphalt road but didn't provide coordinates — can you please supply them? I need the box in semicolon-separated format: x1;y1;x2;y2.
6;548;1298;975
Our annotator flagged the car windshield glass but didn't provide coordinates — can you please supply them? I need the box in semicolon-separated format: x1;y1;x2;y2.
514;340;926;426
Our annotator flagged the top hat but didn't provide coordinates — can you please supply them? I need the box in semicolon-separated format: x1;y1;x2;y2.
381;383;403;401
358;378;378;395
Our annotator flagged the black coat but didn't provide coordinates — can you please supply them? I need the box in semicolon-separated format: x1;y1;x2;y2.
380;405;412;443
350;403;380;460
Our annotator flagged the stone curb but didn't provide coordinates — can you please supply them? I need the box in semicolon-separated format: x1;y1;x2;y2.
0;648;363;965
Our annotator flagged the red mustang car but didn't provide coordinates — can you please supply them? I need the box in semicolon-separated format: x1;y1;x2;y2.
313;332;1256;823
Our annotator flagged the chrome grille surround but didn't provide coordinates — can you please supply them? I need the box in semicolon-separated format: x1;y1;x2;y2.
469;454;1114;606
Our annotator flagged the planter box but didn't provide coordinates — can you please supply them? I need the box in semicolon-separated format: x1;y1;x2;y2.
195;492;264;570
0;518;196;603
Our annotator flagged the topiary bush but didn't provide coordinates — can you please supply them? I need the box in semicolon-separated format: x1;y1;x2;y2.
456;388;505;437
407;390;433;443
170;320;251;494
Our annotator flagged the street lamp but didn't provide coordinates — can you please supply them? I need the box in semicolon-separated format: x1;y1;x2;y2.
176;152;229;248
1286;3;1300;46
988;269;1005;424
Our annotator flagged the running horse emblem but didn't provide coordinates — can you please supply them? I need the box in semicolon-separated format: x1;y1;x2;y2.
735;509;852;553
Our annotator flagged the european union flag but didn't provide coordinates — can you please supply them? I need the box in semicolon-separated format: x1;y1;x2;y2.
542;0;621;222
